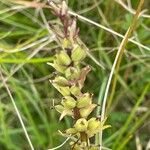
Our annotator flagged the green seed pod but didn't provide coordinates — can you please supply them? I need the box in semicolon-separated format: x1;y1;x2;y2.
76;93;92;108
74;118;88;132
48;61;66;73
59;109;74;121
55;105;64;113
59;86;70;96
56;51;71;66
66;128;77;135
65;67;80;80
87;118;111;137
52;83;70;96
79;104;97;118
70;85;81;96
61;96;76;109
65;67;72;79
87;118;100;131
53;76;69;86
62;38;72;49
71;45;86;62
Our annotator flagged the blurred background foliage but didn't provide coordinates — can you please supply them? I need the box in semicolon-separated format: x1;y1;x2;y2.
0;0;150;150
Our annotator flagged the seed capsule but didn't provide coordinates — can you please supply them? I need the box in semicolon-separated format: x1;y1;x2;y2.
62;38;72;49
65;67;80;80
52;76;69;86
79;104;97;118
70;85;81;96
59;109;73;121
52;83;70;96
76;93;92;108
66;128;77;135
48;61;66;73
87;118;100;131
55;105;64;113
87;118;111;137
74;118;88;132
56;51;71;66
61;96;76;109
59;86;70;96
71;45;86;62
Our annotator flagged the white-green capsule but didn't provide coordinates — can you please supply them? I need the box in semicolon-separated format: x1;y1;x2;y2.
52;83;70;96
70;85;81;96
62;38;72;49
56;51;71;66
59;86;70;96
59;109;74;121
61;96;76;109
76;93;92;108
71;45;86;62
74;118;88;132
47;61;66;73
87;118;100;131
52;76;69;86
66;128;77;135
65;67;80;80
55;105;64;113
79;104;97;118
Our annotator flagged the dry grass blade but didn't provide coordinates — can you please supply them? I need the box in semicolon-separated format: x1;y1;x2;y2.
99;0;145;149
47;137;70;150
0;67;35;150
115;0;150;18
6;0;150;52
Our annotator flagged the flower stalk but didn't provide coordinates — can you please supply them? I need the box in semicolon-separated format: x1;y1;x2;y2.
48;1;110;149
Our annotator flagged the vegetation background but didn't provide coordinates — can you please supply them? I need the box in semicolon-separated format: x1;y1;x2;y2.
0;0;150;149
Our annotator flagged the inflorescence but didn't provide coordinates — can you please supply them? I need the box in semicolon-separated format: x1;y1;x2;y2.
48;1;110;149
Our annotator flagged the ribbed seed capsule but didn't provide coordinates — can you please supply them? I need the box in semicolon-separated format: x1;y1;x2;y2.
79;104;97;118
65;67;80;80
52;76;69;86
61;96;76;109
66;128;77;135
55;105;64;113
70;85;81;96
59;86;70;96
52;83;70;96
56;51;71;66
71;45;86;62
76;93;92;108
88;118;100;131
74;118;88;132
62;38;72;49
48;61;66;73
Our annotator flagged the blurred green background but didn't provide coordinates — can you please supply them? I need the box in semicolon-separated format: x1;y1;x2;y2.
0;0;150;150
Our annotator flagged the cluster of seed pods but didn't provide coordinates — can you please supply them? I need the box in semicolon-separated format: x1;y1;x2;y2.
48;1;110;149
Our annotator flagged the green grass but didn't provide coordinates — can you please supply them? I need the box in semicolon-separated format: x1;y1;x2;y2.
0;0;150;150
